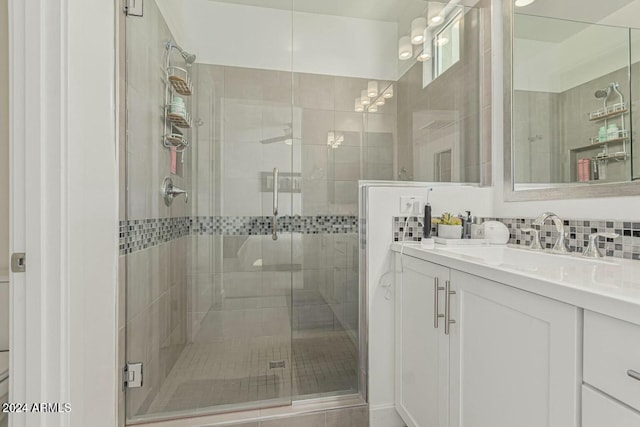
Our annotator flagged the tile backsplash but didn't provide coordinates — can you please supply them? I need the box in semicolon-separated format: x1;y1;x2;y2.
393;216;640;261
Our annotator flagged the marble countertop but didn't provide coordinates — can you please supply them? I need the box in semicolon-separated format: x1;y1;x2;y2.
391;242;640;325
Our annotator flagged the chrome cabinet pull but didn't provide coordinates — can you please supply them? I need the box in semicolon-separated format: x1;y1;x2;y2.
433;277;445;328
444;280;456;335
272;168;279;240
628;370;640;382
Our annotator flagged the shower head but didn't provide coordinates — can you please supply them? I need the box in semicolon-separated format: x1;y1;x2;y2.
180;50;197;65
166;41;197;65
594;89;609;99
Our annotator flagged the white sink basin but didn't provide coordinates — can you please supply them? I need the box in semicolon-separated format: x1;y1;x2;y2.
437;245;618;268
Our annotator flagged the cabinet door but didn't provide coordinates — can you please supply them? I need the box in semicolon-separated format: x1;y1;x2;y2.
395;254;450;427
449;271;580;427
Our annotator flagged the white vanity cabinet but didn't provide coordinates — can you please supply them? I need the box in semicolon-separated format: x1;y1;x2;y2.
394;255;450;427
449;270;580;427
394;254;581;427
582;310;640;425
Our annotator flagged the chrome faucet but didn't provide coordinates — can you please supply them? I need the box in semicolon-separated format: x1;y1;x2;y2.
532;212;570;253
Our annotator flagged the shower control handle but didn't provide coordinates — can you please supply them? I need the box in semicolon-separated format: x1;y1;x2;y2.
162;177;188;206
272;168;279;240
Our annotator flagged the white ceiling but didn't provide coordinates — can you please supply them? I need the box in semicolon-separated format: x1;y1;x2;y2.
515;0;640;43
515;0;635;25
208;0;480;23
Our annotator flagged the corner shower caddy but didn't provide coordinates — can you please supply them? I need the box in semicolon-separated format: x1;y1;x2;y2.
163;42;193;154
570;82;629;181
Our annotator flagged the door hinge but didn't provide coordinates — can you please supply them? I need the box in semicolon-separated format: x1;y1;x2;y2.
123;362;143;389
124;0;143;16
10;253;26;273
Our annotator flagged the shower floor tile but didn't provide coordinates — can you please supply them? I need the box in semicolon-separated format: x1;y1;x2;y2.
147;324;357;415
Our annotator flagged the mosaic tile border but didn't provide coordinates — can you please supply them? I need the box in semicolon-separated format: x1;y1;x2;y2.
392;216;640;261
120;217;191;255
121;215;359;255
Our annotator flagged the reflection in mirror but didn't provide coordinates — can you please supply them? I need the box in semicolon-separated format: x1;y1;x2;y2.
394;0;488;183
511;0;640;191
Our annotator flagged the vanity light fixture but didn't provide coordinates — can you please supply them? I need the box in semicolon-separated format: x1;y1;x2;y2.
417;29;432;62
355;98;364;112
514;0;536;6
367;81;379;97
435;35;449;46
399;36;413;60
360;89;371;106
375;97;386;107
368;104;378;113
383;84;393;99
411;17;427;44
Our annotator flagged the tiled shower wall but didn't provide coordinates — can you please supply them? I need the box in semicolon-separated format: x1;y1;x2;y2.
396;0;492;184
514;63;640;184
121;0;191;418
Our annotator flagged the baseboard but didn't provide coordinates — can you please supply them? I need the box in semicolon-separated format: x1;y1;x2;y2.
370;404;405;427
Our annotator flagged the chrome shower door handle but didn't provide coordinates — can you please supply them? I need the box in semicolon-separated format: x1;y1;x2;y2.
272;168;279;241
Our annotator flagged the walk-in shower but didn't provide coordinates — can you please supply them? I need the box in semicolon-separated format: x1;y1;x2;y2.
122;0;484;423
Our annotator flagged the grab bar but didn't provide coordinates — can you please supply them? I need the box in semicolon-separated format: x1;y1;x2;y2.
272;168;279;240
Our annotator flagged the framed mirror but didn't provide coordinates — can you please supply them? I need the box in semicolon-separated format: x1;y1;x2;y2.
504;0;640;200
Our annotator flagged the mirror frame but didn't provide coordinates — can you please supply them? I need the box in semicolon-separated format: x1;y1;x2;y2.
502;0;640;201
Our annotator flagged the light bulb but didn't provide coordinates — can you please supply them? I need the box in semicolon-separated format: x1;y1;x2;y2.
368;104;378;113
376;98;385;107
367;81;379;97
417;29;432;62
436;35;449;46
355;97;364;112
383;84;394;99
361;90;371;106
431;15;443;25
411;17;427;44
398;36;412;60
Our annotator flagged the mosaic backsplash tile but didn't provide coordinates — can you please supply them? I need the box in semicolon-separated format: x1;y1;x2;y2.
393;216;640;261
120;217;191;255
121;215;358;255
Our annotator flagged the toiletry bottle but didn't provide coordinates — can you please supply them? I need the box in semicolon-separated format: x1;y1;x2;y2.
598;126;607;143
464;211;472;239
607;123;619;140
471;217;484;239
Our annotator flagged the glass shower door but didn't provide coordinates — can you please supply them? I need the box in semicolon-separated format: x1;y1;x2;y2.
123;0;294;422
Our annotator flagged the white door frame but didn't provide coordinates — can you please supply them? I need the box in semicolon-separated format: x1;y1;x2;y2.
9;0;119;426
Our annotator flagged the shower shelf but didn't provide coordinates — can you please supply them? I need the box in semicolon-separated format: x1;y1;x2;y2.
587;129;630;146
164;132;189;150
588;102;627;121
592;151;627;161
167;66;193;96
166;109;192;128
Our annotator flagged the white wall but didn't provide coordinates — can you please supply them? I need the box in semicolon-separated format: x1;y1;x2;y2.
157;0;398;80
9;0;118;426
0;0;8;273
493;0;640;220
364;183;494;427
514;23;631;93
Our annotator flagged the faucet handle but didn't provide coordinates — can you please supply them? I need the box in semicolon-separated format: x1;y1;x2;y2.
582;232;619;258
522;228;543;251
